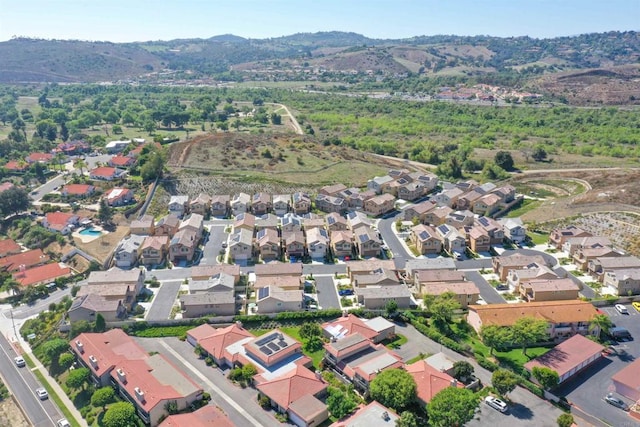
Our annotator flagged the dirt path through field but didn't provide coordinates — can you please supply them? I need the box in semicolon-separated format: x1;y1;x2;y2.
268;103;303;135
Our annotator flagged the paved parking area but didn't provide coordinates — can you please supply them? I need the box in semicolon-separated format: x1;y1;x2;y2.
467;393;564;427
200;223;228;265
556;303;640;427
145;280;181;320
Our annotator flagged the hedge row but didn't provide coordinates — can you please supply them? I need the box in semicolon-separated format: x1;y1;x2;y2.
410;319;471;354
233;309;343;324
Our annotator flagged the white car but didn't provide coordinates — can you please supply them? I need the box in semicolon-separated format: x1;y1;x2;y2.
485;395;508;413
35;388;48;400
615;304;629;315
57;419;71;427
14;356;25;368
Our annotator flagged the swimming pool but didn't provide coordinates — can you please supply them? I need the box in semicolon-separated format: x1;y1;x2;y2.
79;227;103;236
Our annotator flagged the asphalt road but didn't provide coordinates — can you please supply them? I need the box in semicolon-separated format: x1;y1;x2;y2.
200;223;229;266
145;280;182;321
6;287;72;320
377;214;413;270
315;275;341;310
0;334;62;427
555;266;597;299
465;270;506;304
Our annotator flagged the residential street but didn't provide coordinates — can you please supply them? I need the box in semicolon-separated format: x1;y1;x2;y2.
465;270;506;304
145;279;182;321
314;274;340;310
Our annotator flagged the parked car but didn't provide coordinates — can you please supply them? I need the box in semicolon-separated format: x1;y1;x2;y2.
338;289;354;296
57;419;71;427
485;395;508;413
14;356;25;368
615;304;629;315
632;302;640;312
604;394;629;411
35;388;48;400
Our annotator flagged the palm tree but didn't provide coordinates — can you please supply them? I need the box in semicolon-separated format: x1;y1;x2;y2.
73;158;88;176
54;153;66;172
590;314;612;340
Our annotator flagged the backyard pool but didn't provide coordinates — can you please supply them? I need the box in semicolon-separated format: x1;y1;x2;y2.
79;227;103;236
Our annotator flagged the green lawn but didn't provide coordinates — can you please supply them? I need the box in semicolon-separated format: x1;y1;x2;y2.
468;337;551;367
384;334;408;350
528;231;549;245
505;199;542;218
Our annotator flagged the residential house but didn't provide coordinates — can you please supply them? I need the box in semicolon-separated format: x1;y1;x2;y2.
408;171;439;193
71;330;203;426
281;213;303;233
302;217;325;232
346;259;396;280
445;210;475;229
229;228;254;261
456;190;484;211
603;269;640;295
325;212;349;232
493;254;547;281
410;224;443;255
67;294;126;323
499;217;527;244
468;226;491;253
367;175;394;194
588;256;640;281
321;314;395;344
256;228;281;261
180;287;235;318
475;216;504;244
254;262;303;278
506;263;558;289
306;228;329;260
89;166;120;181
355;285;413;310
210;195;230;217
423;206;453;226
272;194;291;216
406;360;462;405
518;278;580;302
332;402;399;427
414;269;466;293
364;193;395;217
190;265;241;283
243;329;304;371
347;211;373;232
253;275;302;292
388;168;411;180
292;192;311;214
525;334;604;385
189;194;211;216
0;248;49;272
398;182;425;201
403;200;436;223
234;212;256;233
179;213;204;241
251;192;272;215
13;262;71;287
467;300;600;341
256;287;303;313
77;284;136;313
0;182;14;194
87;267;145;294
433;188;464;208
255;213;279;232
404;258;456;279
168;195;190;218
492;184;517;204
549;225;592;250
612;358;640;401
314;194;347;214
185;323;254;368
155;215;180;238
352;268;399;288
283;231;305;259
42;211;79;235
4;161;28;172
573;246;623;271
331;230;354;258
435;224;467;255
114;235;145;268
319;183;347;196
563;236;612;257
422;281;480;308
256;365;328;427
54;139;90;155
104;188;134;207
25;152;53;164
230;193;251;216
354;227;381;258
0;238;21;258
105;139;132;153
139;235;169;267
169;228;198;263
130;215;155;236
62;184;95;198
108;155;135;168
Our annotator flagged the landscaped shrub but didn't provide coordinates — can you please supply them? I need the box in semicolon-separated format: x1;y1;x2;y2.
258;394;271;409
476;356;499;372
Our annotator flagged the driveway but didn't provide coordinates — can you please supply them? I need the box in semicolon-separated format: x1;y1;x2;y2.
554;266;597;299
315;275;340;310
135;337;278;427
145;280;181;320
556;304;640;427
377;215;413;270
200;222;229;265
465;271;506;304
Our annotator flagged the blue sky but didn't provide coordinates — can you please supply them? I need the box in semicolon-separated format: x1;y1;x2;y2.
0;0;638;42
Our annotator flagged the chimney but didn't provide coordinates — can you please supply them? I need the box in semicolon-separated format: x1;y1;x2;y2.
381;411;390;421
451;379;458;387
88;355;98;368
235;320;243;329
134;387;145;402
117;368;127;383
75;340;84;354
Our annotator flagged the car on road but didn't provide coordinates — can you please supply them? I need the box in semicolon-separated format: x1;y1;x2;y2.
604;394;629;411
35;388;48;400
221;242;228;248
633;302;640;312
57;419;71;427
14;356;25;367
485;395;508;413
615;304;629;315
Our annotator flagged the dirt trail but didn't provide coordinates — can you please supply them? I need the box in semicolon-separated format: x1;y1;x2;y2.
267;102;303;135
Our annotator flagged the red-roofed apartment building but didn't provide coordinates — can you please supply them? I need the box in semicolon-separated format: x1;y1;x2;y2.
89;166;120;181
186;323;254;368
109;155;135;168
0;238;21;258
406;359;463;405
43;211;79;234
14;263;71;287
0;248;49;272
159;405;235;427
62;184;95;198
256;364;329;427
25;152;54;164
613;358;640;402
71;329;203;426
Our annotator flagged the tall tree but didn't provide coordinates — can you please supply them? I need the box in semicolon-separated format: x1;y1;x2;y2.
98;199;113;225
510;317;549;356
492;369;519;397
427;387;478;427
326;387;357;420
425;291;461;330
369;369;417;412
299;323;322;340
452;361;474;382
480;325;511;355
91;386;115;411
494;150;515;171
589;314;612;340
94;313;106;332
395;411;419;427
102;402;136;427
66;367;90;391
532;366;559;390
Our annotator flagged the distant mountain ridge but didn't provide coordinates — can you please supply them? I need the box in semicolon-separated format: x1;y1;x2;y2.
0;31;638;83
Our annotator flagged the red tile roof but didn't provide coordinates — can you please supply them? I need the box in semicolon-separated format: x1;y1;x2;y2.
4;161;28;171
109;155;135;167
160;405;236;427
26;152;53;163
45;212;77;228
0;182;15;192
14;262;70;286
90;166;117;178
0;249;49;272
525;334;604;380
192;324;253;362
0;238;21;257
612;357;640;398
321;314;378;341
406;359;462;404
256;364;327;410
63;184;94;195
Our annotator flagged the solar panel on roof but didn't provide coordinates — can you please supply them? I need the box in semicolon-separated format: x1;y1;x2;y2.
359;234;369;243
478;217;490;226
257;229;266;239
267;342;280;352
278;340;288;348
259;346;273;355
438;225;449;234
257;287;270;300
419;231;428;239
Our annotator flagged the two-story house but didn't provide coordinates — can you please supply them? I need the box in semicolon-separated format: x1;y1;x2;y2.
168;195;190;218
256;228;281;261
364;193;396;217
330;230;354;258
410;224;443;255
283;231;305;259
229;228;254;261
354;227;381;258
252;192;272;215
231;192;251;216
306;227;329;260
210;195;230;217
189;193;211;216
292;192;311;214
114;235;145;268
139;235;170;267
272;194;291;216
130;215;155;236
169;228;198;264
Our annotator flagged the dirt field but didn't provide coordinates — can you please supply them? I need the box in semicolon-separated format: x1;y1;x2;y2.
0;398;30;427
73;214;130;264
